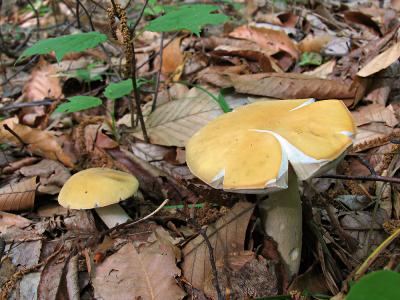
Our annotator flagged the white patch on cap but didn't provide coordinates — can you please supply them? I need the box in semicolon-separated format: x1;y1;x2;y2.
210;168;225;189
289;98;315;111
253;129;329;180
339;131;355;139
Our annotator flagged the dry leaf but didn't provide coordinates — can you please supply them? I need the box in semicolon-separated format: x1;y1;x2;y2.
298;34;333;53
19;159;71;194
229;25;299;60
131;142;194;180
213;45;282;73
182;202;254;291
0;118;74;167
303;60;336;79
38;257;67;300
133;89;249;146
93;241;185;300
207;73;361;102
357;42;400;77
161;37;185;76
0;177;37;211
352;104;399;127
344;11;381;36
21;59;63;126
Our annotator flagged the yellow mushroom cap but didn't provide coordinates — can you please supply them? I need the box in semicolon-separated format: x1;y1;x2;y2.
58;168;139;209
186;99;356;192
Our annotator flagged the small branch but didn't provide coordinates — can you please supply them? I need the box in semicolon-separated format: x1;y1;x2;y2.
151;32;164;112
101;198;169;237
318;174;400;184
3;124;27;148
130;41;149;142
26;0;40;40
0;99;53;113
130;0;150;33
196;224;223;300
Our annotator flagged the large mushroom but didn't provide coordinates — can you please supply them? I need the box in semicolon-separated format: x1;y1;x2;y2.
185;99;356;277
58;168;139;228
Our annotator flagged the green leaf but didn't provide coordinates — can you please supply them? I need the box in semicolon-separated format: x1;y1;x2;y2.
104;79;133;100
55;96;102;113
18;32;107;62
146;4;229;36
144;0;164;16
346;270;400;300
299;52;323;67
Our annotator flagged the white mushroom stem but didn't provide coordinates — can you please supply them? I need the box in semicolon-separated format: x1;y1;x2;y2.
259;169;302;278
95;204;132;228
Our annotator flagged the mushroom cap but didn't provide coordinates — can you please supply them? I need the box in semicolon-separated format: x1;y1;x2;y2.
58;168;139;209
186;99;356;193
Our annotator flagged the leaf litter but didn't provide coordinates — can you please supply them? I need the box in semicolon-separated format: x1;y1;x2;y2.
1;0;400;299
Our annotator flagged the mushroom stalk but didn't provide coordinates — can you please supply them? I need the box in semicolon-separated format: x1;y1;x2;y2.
95;204;132;228
259;169;302;277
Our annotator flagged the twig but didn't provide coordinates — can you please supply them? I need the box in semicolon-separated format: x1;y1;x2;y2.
130;40;149;142
318;174;400;184
355;227;400;279
137;32;180;71
3;124;27;148
130;0;150;33
101;198;169;237
0;99;53;113
151;32;164;112
189;219;223;300
26;0;40;40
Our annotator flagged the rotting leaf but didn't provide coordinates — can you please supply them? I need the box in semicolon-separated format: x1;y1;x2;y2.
0;177;37;211
182;202;254;291
93;240;185;300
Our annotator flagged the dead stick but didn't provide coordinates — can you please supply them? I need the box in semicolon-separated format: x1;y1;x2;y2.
318;174;400;184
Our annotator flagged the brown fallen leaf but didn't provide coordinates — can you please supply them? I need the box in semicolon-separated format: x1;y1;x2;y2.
161;37;185;76
19;159;71;195
205;73;362;102
0;118;74;167
93;240;185;300
303;60;336;79
344;11;381;36
357;42;400;77
0;177;37;211
298;34;333;53
133;87;250;146
20;58;63;126
229;25;299;60
352;104;399;127
213;45;282;73
256;12;299;28
182;202;254;291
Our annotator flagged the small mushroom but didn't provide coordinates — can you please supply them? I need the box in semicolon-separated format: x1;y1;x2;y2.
185;99;356;277
58;168;139;228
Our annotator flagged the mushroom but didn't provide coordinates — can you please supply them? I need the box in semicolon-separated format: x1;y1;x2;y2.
185;99;356;277
58;168;139;228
